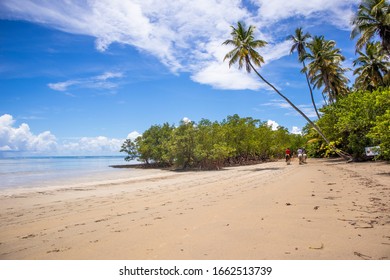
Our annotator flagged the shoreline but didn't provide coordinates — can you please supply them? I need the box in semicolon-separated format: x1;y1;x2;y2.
109;158;277;170
0;158;389;260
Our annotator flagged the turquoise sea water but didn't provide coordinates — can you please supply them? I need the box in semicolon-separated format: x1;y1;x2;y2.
0;156;136;190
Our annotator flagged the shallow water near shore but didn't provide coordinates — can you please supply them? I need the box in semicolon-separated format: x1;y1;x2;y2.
0;156;138;190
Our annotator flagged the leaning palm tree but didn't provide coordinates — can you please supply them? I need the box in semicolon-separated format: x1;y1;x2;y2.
305;36;350;104
288;27;320;119
351;0;390;55
223;22;351;159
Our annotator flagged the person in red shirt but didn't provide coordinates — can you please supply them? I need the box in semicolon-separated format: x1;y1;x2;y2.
285;148;291;162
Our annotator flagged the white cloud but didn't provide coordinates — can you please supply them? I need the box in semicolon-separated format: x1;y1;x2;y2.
48;80;80;91
48;71;124;92
0;114;138;156
0;0;357;90
62;136;122;153
291;126;302;135
127;131;141;141
267;119;279;130
96;71;124;81
262;40;292;62
262;99;318;118
182;117;191;124
192;62;262;90
254;0;356;30
0;114;57;153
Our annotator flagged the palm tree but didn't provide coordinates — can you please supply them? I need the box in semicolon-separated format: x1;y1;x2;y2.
353;41;390;90
305;36;350;104
223;22;351;160
351;0;390;55
288;28;320;119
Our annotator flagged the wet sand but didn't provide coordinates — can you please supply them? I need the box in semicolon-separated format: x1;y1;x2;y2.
0;158;389;259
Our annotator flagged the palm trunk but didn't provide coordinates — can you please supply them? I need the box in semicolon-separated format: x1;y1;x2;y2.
323;73;334;104
248;60;351;160
302;60;320;119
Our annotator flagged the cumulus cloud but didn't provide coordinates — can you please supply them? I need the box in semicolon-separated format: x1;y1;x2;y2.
0;0;356;90
62;136;123;154
0;114;57;153
182;117;192;124
127;131;141;141
0;114;136;156
267;120;279;130
291;126;302;135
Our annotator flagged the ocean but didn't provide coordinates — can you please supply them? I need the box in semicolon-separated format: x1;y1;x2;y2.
0;156;138;190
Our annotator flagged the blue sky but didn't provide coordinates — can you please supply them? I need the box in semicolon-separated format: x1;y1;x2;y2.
0;0;359;157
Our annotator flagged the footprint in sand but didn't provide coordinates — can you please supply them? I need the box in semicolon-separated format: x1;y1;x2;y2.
21;234;36;239
94;218;109;223
47;247;71;254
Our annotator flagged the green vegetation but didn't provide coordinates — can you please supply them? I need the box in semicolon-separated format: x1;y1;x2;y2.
353;42;390;91
304;88;390;160
121;0;389;166
121;115;305;169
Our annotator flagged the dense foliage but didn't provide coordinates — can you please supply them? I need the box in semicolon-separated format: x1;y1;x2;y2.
121;115;305;169
304;88;390;160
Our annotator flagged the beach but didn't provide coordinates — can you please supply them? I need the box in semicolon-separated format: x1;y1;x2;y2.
0;158;389;260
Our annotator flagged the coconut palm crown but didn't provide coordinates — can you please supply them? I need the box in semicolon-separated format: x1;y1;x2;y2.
223;22;267;73
288;27;312;61
353;41;390;90
288;28;321;119
305;36;350;104
351;0;390;54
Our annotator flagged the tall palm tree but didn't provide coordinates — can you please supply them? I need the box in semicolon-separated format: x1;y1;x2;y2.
305;36;350;104
353;41;390;90
351;0;390;55
288;27;320;119
223;22;351;160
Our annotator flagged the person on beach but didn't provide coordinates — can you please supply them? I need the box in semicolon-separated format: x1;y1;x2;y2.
302;147;307;163
297;148;307;164
285;148;291;162
297;148;303;164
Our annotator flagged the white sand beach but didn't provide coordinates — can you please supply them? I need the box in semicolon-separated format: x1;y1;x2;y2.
0;158;389;260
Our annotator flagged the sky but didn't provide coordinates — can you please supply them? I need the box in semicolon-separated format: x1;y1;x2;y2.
0;0;360;157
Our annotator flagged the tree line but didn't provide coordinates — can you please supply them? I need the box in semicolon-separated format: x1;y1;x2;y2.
121;115;305;169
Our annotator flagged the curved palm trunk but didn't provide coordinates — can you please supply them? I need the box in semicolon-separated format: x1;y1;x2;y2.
302;60;320;119
248;60;351;160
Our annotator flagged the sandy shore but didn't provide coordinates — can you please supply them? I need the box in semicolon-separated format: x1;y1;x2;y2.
0;158;389;260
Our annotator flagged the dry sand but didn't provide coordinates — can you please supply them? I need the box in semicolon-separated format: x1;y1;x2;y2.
0;158;389;260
